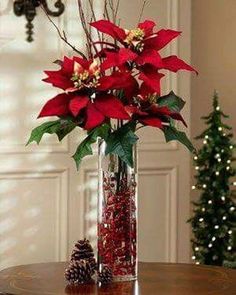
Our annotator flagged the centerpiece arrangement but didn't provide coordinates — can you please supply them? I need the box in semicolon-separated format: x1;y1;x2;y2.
28;0;196;284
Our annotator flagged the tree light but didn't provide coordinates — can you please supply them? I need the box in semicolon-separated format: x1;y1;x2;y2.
233;182;236;186
227;160;231;164
205;135;209;139
215;171;220;176
194;156;198;160
203;140;207;145
208;200;212;204
192;185;196;190
218;127;223;131
227;246;232;251
222;216;227;220
202;184;207;188
221;196;225;201
192;256;196;260
199;218;204;222
196;262;200;265
229;145;233;149
217;158;221;162
228;230;232;235
195;166;199;170
195;247;199;251
212;237;216;241
214;225;219;229
216;106;220;111
230;207;235;211
221;149;224;153
215;153;220;158
208;243;213;248
202;208;206;212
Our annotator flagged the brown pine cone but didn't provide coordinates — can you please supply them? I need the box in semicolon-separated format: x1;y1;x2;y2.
65;260;93;284
98;266;113;284
71;239;95;261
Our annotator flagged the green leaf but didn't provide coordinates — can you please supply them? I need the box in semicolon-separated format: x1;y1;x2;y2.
105;123;138;168
56;119;77;141
157;91;186;112
27;119;77;145
73;124;110;170
163;126;195;152
27;120;61;145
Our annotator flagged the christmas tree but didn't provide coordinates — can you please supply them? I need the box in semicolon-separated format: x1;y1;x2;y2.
189;91;236;267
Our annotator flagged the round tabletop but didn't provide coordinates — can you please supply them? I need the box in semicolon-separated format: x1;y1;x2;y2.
0;262;235;295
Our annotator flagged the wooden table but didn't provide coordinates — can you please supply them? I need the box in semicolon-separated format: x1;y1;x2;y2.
0;262;235;295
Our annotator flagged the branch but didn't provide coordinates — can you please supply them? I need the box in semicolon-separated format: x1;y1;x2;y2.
103;0;111;21
88;0;102;42
138;0;148;23
40;5;87;59
115;0;120;20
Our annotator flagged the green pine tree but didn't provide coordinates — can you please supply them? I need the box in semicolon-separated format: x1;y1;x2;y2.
189;91;236;267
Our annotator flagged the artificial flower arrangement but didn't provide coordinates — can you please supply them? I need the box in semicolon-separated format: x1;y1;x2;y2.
28;0;196;284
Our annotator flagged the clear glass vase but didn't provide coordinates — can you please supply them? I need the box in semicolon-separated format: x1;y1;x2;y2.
97;140;138;281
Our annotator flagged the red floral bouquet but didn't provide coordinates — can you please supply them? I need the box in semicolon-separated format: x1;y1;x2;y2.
28;0;196;283
28;7;196;164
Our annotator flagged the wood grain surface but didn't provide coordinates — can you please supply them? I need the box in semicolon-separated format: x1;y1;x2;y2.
0;262;235;295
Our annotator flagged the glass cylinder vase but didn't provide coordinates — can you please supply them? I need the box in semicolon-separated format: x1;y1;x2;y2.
97;140;138;281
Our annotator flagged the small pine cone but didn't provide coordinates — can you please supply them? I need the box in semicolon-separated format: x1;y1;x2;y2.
65;260;93;284
71;239;94;261
98;266;113;284
88;257;97;274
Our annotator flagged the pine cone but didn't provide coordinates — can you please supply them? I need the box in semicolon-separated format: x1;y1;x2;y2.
71;239;95;261
98;266;113;284
65;260;93;284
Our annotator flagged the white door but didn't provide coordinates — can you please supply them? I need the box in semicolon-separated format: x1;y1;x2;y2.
0;0;192;270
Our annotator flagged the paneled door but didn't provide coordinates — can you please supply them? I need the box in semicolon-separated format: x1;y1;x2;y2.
0;0;192;270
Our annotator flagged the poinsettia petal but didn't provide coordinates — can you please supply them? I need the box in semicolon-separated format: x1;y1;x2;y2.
162;55;198;74
139;83;155;99
95;94;130;120
138;20;156;36
140;117;163;128
62;56;74;74
90;20;126;41
43;71;74;90
150;105;187;127
38;93;70;118
145;29;181;50
84;102;105;130
98;71;138;98
136;49;163;68
69;95;89;117
169;112;187;127
125;106;148;116
101;48;138;71
73;56;90;69
139;68;164;94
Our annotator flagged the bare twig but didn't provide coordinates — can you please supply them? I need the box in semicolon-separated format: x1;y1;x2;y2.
115;0;120;20
108;0;116;23
77;0;100;59
104;0;110;21
77;0;93;58
88;0;102;42
138;0;148;23
40;5;87;59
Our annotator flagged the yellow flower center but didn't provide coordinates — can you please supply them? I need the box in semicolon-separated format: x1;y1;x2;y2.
124;28;145;52
71;61;101;90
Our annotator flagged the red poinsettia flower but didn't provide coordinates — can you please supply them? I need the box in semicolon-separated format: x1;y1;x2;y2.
91;19;197;74
39;56;135;129
126;101;186;129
